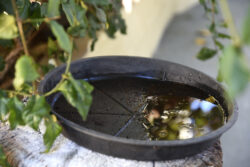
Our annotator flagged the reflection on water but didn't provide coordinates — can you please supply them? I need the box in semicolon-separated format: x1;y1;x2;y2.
142;95;225;140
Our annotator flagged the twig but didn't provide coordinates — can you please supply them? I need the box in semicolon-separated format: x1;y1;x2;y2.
11;0;30;56
22;16;61;24
65;53;72;74
219;0;241;47
5;90;31;97
211;1;218;50
44;77;65;96
0;45;23;80
44;53;72;96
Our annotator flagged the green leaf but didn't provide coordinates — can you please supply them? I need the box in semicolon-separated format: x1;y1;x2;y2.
106;15;126;38
118;17;126;34
209;23;216;33
216;72;223;82
29;2;41;18
18;83;33;94
242;6;250;45
215;40;224;50
13;55;39;90
218;46;250;97
0;90;7;98
96;7;106;23
196;47;217;61
217;33;231;39
84;0;109;6
23;95;50;131
0;145;11;167
67;26;86;37
0;0;13;14
58;74;94;120
0;14;18;39
0;98;9;122
199;0;208;11
90;38;97;51
16;0;30;20
62;0;78;26
0;56;5;71
40;3;48;17
88;15;100;50
43;116;62;152
47;0;60;17
48;38;58;57
28;2;42;29
219;21;228;28
50;21;72;53
62;0;87;37
7;97;25;129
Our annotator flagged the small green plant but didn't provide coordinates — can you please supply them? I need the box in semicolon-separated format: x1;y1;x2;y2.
197;0;250;98
0;0;126;165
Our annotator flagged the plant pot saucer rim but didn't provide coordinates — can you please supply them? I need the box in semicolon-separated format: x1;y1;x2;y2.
51;101;238;147
39;55;238;160
41;55;238;146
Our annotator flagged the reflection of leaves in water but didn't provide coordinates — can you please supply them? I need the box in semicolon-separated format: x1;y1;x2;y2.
142;95;225;140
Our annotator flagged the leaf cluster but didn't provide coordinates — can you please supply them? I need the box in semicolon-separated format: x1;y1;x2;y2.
0;0;126;48
0;0;126;76
0;0;123;163
0;54;94;154
197;0;230;61
198;0;250;98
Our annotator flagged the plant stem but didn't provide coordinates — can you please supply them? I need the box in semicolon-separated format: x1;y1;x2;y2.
211;1;218;50
11;0;30;56
219;0;241;47
44;53;72;97
22;16;60;24
5;90;31;97
44;78;65;96
65;53;72;74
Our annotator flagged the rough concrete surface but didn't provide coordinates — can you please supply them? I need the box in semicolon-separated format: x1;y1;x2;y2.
0;123;222;167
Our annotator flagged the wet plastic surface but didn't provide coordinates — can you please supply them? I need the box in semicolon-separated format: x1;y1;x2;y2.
39;56;238;160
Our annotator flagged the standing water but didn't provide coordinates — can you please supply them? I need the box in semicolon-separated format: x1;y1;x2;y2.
52;75;226;141
141;95;225;140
